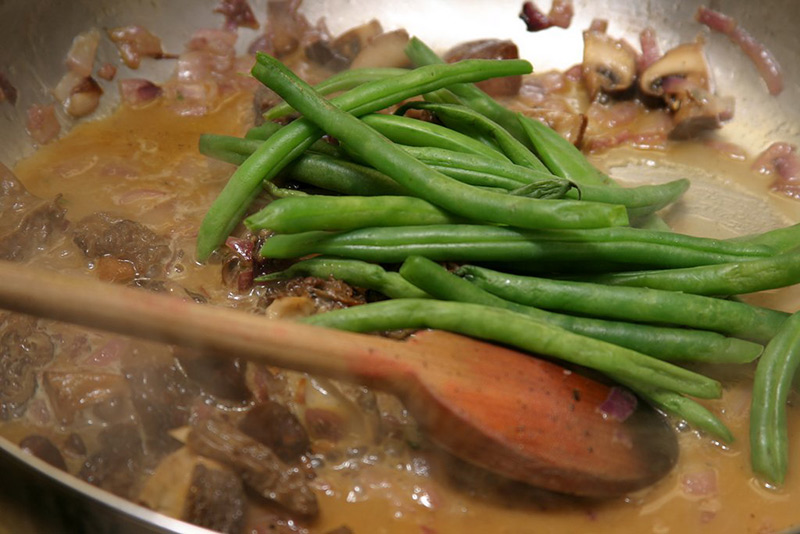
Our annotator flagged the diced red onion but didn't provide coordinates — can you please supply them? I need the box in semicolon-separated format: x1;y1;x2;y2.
638;27;661;72
696;6;783;95
26;104;61;145
520;0;573;32
214;0;259;31
681;468;718;496
119;79;162;106
108;25;167;69
588;18;608;33
597;386;637;422
696;6;736;34
730;27;783;96
753;142;800;199
66;28;101;77
96;63;117;81
226;236;255;259
548;0;574;29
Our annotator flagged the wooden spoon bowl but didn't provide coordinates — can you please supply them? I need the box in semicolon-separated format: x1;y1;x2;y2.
0;260;677;496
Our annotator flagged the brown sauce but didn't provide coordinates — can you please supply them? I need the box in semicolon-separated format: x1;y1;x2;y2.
4;84;800;534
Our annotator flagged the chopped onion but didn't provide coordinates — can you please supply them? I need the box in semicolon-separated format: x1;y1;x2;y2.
119;79;162;106
520;0;573;32
108;25;167;69
214;0;259;30
97;63;118;81
66;28;101;77
597;386;637;422
696;6;783;95
26;104;61;145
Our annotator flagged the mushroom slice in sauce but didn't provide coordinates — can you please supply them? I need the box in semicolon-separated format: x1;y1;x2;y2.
639;41;710;98
639;41;732;137
582;30;637;99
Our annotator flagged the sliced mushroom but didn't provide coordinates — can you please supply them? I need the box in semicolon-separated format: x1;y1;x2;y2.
350;29;411;70
639;41;710;97
669;87;734;139
582;30;637;99
330;19;383;63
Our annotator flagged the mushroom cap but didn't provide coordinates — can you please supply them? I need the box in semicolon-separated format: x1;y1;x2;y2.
639;41;710;97
582;30;637;98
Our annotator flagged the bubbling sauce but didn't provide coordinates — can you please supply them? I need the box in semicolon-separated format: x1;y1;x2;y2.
4;85;800;534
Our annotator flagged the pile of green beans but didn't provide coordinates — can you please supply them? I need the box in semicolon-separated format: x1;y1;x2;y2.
195;44;800;485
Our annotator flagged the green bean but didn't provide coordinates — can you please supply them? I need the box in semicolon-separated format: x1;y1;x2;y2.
287;152;409;196
256;257;429;299
302;298;722;399
359;113;509;161
262;182;309;199
196;57;535;261
252;54;629;233
570;180;690;220
245;195;463;233
199;134;262;166
750;311;800;484
259;224;774;267
457;265;788;343
508;179;573;199
200;132;680;213
263;67;409;120
405;37;531;147
584;250;800;296
518;113;613;186
398;255;763;364
245;121;283;140
731;223;800;254
628;385;734;442
244;122;345;157
397;101;549;172
401;146;689;215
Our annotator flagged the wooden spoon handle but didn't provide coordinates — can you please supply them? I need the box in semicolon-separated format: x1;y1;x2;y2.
0;260;410;383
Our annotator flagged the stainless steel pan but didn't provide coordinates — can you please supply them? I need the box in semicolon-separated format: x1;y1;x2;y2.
0;0;798;532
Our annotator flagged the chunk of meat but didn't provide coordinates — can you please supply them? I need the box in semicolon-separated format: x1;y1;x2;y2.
78;423;144;498
140;447;246;534
0;165;67;261
0;314;55;420
122;348;199;454
72;212;170;277
42;369;129;424
187;418;318;516
177;351;250;402
19;435;67;470
238;401;311;462
444;39;522;97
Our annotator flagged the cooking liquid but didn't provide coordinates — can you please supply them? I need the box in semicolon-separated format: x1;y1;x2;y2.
6;89;800;534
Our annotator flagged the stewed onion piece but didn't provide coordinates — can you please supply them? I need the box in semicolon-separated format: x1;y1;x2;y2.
53;71;103;118
65;28;101;77
108;25;167;69
582;30;637;99
350;29;411;70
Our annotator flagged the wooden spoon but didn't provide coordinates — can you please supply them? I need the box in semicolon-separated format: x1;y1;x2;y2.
0;260;677;497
